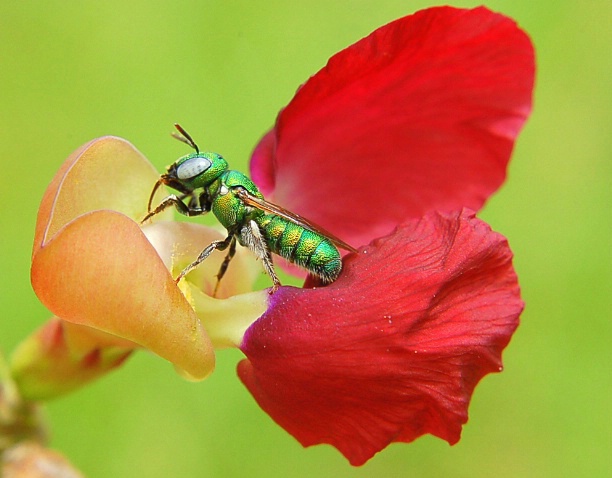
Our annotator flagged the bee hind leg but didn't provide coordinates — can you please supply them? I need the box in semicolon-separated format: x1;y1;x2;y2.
241;220;281;294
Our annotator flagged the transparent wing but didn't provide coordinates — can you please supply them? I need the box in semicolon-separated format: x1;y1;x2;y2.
235;187;358;253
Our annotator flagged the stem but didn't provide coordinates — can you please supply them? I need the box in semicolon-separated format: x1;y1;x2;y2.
0;350;47;453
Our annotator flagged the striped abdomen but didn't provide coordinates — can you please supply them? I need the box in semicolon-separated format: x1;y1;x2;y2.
257;214;342;283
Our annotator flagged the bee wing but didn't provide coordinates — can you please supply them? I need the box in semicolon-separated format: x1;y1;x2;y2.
235;188;358;253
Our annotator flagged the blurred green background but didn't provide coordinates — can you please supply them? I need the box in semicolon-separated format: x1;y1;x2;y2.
1;1;610;476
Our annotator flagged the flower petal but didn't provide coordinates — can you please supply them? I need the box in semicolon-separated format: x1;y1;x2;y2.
143;221;270;350
238;209;522;465
31;210;214;380
34;136;166;255
251;6;535;248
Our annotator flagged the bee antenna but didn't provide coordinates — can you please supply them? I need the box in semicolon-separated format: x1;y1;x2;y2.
172;123;199;153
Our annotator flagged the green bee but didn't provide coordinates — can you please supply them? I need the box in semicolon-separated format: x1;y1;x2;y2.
143;124;356;294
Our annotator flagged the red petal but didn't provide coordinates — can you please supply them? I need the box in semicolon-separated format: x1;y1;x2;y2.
250;6;535;248
238;210;522;465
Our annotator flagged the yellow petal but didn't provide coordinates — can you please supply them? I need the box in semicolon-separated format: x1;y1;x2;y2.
31;210;214;380
189;285;269;349
143;221;268;348
142;221;261;298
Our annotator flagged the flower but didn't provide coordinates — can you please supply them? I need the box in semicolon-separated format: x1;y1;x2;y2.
241;5;533;465
16;4;533;467
15;136;268;399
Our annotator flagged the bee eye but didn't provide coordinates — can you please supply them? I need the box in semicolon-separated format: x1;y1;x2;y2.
176;157;212;180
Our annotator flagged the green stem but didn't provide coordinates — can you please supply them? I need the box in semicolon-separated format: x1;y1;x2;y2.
0;350;47;453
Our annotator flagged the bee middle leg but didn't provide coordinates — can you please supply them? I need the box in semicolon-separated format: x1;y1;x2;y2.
213;236;237;297
175;234;234;284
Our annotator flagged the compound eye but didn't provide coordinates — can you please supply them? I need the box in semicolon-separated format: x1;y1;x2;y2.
176;156;212;180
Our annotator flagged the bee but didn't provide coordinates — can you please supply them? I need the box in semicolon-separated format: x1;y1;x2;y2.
143;124;356;294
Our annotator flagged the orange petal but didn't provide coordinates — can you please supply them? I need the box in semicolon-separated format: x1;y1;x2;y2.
31;210;214;380
143;221;269;349
34;136;166;256
61;320;137;355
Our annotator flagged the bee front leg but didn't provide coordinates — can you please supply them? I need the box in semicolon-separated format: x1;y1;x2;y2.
141;194;206;223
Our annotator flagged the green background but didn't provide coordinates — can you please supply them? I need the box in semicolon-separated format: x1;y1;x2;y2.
1;1;609;476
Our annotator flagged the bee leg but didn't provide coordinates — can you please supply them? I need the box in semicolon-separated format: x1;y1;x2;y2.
175;234;234;284
189;191;212;213
141;194;205;223
212;236;237;297
261;252;281;294
240;220;281;294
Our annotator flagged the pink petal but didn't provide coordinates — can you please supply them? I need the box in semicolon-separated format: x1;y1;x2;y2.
251;6;535;248
238;209;522;465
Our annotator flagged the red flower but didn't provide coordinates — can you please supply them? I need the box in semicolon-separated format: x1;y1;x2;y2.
238;6;533;465
20;4;533;467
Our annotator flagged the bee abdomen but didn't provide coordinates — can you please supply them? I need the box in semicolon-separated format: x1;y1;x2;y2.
258;215;342;283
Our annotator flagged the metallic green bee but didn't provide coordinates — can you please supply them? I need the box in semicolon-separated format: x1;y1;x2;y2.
143;124;356;294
